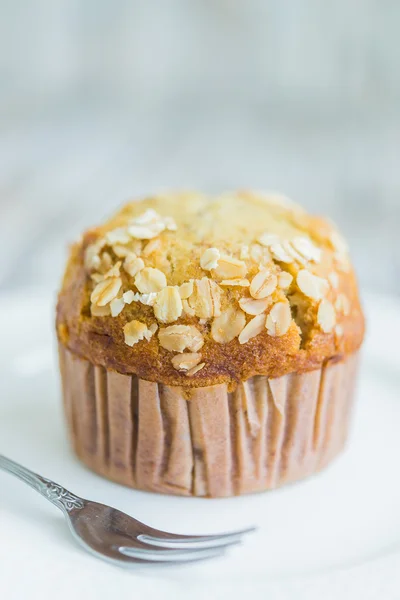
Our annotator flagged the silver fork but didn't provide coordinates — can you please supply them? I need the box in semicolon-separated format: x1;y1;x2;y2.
0;455;254;567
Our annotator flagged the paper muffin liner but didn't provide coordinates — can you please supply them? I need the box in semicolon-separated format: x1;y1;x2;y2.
59;345;359;498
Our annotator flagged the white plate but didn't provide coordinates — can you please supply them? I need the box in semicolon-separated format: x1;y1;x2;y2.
0;290;399;600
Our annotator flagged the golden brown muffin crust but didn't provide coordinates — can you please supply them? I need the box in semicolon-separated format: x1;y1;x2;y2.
56;191;365;389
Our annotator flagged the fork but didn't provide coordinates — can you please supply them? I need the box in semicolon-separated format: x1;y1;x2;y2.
0;455;254;567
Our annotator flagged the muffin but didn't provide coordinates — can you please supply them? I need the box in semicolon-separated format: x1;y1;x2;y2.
57;191;365;497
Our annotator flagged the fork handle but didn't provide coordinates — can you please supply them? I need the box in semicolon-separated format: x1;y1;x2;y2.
0;454;84;512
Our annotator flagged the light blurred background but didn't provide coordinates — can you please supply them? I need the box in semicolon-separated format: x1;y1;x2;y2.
0;1;399;296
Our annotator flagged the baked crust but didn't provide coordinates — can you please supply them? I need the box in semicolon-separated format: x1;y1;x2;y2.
56;191;365;389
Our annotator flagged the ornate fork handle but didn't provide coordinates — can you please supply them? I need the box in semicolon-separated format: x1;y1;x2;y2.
0;454;84;512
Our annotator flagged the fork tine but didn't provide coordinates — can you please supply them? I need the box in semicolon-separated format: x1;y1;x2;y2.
138;526;256;550
117;545;229;563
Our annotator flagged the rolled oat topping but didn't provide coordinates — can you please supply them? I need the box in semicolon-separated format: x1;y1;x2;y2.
238;314;266;344
269;242;294;264
179;280;194;299
211;307;246;343
249;244;263;263
182;299;196;316
297;269;329;301
124;255;145;277
139;293;158;306
105;228;131;245
291;237;322;263
250;268;278;299
113;245;137;258
127;209;176;240
122;291;157;306
142;238;162;256
103;261;122;279
200;247;220;270
154;286;183;323
78;192;361;360
239;296;270;315
124;320;155;346
110;297;125;317
158;325;204;352
335;293;350;316
213;255;247;279
257;233;280;248
249;243;271;264
266;301;292;337
135;267;167;293
91;277;122;307
186;362;206;376
84;240;106;271
220;278;250;287
122;290;136;304
278;271;293;289
188;278;221;319
317;299;336;333
171;352;202;372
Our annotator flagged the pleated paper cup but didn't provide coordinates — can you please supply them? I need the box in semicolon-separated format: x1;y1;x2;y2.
59;345;359;498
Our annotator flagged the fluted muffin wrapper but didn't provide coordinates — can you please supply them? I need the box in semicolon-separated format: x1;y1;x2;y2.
59;345;359;498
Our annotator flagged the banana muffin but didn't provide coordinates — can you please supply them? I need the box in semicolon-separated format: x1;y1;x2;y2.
57;191;365;497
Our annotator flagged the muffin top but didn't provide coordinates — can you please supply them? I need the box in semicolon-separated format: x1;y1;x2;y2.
57;191;365;388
